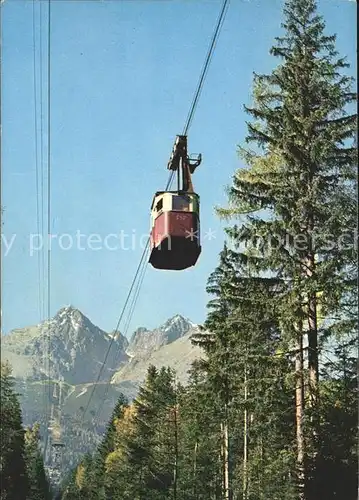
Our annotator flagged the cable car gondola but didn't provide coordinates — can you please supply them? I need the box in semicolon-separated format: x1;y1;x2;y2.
149;135;202;270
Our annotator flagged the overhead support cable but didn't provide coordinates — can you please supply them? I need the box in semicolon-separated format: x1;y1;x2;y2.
93;248;149;426
82;0;229;427
32;0;50;460
44;0;52;463
81;169;175;424
183;0;229;135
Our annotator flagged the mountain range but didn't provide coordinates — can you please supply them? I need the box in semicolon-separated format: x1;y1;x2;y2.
1;306;204;470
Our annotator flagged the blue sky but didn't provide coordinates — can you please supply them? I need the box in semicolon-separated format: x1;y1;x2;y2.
1;0;356;336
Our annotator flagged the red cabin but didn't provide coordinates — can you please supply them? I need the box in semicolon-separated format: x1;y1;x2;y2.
149;135;202;271
149;191;201;270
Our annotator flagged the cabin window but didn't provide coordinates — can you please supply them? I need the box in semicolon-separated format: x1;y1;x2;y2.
172;195;190;211
156;199;163;212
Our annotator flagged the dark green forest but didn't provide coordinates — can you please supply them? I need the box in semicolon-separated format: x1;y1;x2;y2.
1;361;52;500
1;0;357;499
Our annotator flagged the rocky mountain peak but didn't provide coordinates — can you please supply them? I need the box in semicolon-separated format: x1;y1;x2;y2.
161;314;194;337
126;314;197;358
129;326;149;342
53;305;89;333
2;309;200;386
2;306;129;385
109;329;129;346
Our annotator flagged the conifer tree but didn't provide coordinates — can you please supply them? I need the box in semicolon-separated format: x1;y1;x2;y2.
60;468;81;500
177;363;223;500
93;394;128;498
193;245;296;499
315;343;357;499
68;453;103;500
192;245;240;500
216;1;356;497
98;394;128;460
24;423;52;500
103;404;136;498
117;365;178;499
0;361;29;500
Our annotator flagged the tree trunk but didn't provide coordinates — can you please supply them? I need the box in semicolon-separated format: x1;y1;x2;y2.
173;405;178;500
243;366;248;500
305;254;319;500
222;408;230;500
220;422;224;495
306;254;319;404
193;441;198;500
295;322;305;500
259;437;264;500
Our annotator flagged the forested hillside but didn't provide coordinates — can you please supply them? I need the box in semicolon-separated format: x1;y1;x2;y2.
0;361;52;500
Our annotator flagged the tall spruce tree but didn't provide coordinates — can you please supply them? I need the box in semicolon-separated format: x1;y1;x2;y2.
60;468;81;500
123;365;178;499
315;342;357;499
101;404;137;498
0;361;29;499
177;363;223;500
93;394;128;498
216;0;357;498
193;245;296;499
192;245;242;500
24;423;52;500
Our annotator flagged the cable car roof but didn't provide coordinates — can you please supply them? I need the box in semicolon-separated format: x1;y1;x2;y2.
150;190;199;209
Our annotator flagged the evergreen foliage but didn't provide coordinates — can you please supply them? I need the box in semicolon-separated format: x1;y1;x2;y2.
214;0;357;497
1;361;29;499
24;423;52;500
1;361;51;500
